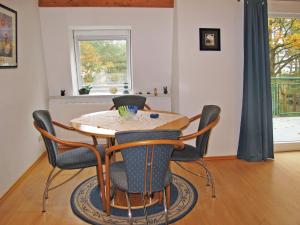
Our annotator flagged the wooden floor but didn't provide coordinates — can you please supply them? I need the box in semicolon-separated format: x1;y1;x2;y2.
1;152;300;225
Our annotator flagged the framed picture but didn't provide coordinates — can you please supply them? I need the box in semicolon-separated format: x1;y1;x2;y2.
199;28;220;51
0;4;17;68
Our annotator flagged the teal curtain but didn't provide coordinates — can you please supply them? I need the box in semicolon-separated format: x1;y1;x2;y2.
237;0;274;161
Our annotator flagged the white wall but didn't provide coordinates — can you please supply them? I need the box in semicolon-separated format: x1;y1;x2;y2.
0;0;48;197
39;7;173;97
172;0;244;156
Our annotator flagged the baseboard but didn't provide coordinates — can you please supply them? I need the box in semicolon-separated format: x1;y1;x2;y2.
204;155;237;161
0;151;47;203
274;142;300;152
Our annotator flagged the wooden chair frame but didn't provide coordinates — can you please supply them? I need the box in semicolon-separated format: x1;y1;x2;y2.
105;139;184;216
52;121;99;146
34;122;107;212
179;114;220;141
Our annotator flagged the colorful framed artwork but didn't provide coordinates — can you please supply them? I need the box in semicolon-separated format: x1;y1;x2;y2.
199;28;221;51
0;4;17;68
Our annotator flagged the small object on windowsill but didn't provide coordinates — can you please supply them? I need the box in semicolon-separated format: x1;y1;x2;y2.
60;90;65;96
163;86;168;94
138;92;143;95
150;113;159;119
154;88;158;96
123;82;129;94
78;85;92;95
147;92;151;95
109;87;118;94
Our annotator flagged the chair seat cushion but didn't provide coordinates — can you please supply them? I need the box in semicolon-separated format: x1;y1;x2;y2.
171;144;201;161
109;161;172;192
56;145;105;169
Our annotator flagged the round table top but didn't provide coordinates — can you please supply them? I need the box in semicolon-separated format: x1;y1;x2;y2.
70;110;189;138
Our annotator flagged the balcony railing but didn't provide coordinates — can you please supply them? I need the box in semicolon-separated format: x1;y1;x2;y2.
272;77;300;117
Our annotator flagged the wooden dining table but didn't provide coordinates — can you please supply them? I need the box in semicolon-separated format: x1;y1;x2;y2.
70;110;189;139
70;109;189;208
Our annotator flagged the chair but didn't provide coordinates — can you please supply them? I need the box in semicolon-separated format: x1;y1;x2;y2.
105;130;183;224
171;105;220;198
32;110;106;212
110;95;151;110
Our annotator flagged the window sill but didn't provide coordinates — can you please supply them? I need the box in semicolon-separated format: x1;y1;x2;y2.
50;92;170;99
49;93;171;104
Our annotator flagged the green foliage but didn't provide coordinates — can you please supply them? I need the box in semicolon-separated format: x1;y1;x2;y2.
79;40;127;86
269;18;300;77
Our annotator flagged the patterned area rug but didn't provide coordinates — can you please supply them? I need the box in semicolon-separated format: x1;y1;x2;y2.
71;174;198;225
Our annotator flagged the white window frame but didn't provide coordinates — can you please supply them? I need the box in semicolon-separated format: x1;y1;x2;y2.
71;27;132;94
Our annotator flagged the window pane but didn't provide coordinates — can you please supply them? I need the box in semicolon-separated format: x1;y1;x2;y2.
269;17;300;116
78;40;128;87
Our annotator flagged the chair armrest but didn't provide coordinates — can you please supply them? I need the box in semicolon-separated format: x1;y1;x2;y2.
34;122;103;167
144;103;151;110
179;116;220;141
105;139;184;156
52;120;99;145
189;114;201;123
52;121;75;131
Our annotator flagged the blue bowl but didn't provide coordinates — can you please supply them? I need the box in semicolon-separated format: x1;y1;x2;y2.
127;105;138;114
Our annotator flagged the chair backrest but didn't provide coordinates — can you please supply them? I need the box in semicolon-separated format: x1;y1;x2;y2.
195;105;221;157
112;95;147;110
115;130;181;193
33;110;58;167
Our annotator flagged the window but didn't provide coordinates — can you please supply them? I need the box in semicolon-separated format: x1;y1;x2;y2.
72;28;132;94
269;17;300;116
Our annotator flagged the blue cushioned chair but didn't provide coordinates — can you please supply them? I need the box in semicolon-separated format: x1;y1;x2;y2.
33;110;106;212
171;105;220;198
105;130;183;224
110;95;151;110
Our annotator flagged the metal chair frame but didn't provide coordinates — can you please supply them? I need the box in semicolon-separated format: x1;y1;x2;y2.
34;121;106;212
174;114;220;198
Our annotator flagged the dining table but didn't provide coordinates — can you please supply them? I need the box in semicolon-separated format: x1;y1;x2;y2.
70;109;189;208
70;109;189;140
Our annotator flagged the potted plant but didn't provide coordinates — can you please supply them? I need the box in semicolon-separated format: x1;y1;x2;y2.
78;85;92;95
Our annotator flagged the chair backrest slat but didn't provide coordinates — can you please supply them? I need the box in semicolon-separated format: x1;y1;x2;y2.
33;110;58;167
115;130;181;193
196;105;221;157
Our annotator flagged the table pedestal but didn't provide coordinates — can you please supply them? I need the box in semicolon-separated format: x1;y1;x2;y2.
111;189;161;209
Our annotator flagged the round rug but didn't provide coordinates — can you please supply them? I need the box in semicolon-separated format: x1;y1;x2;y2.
71;174;198;225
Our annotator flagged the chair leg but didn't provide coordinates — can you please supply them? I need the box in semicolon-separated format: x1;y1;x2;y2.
42;167;84;212
196;159;216;198
49;169;84;191
174;160;216;198
96;166;107;213
125;192;133;225
163;188;169;225
42;167;56;212
141;193;149;225
166;184;171;209
158;191;163;204
174;162;207;179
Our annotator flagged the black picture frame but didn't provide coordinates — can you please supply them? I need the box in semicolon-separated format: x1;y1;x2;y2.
199;28;220;51
0;4;17;68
